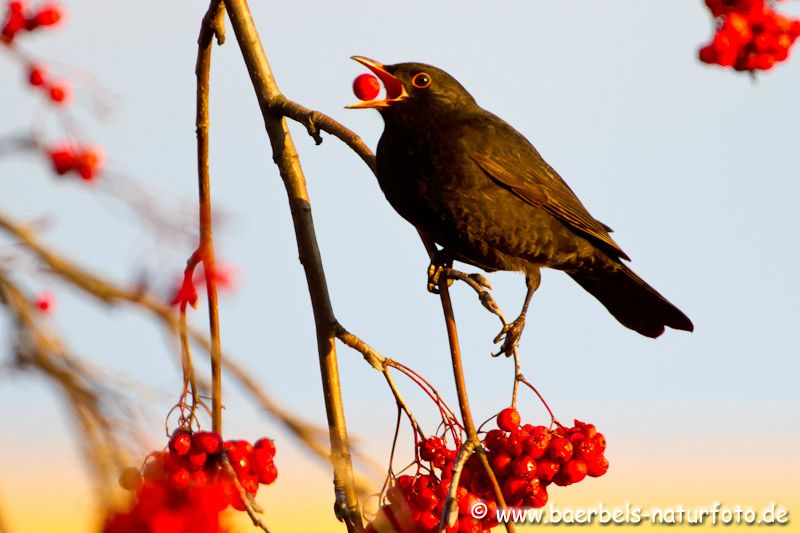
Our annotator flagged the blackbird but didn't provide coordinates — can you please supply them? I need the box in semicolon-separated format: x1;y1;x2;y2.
348;56;693;355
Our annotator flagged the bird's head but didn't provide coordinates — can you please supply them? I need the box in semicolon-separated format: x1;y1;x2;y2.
347;56;476;119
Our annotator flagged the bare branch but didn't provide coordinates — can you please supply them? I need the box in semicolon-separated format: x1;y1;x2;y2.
223;1;363;529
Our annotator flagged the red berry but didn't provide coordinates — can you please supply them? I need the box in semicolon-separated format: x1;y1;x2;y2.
225;442;251;476
118;467;142;491
169;430;192;456
192;431;222;455
167;467;191;491
396;475;414;494
1;10;25;42
417;510;439;531
257;462;278;485
548;437;573;462
48;83;68;104
49;147;74;175
186;449;207;470
142;454;166;480
502;475;529;497
530;485;548;508
33;4;62;27
489;452;512;477
75;148;101;181
413;487;439;512
253;437;276;457
352;73;380;101
34;291;55;313
536;458;560;482
250;447;274;476
191;469;209;487
497;407;520;432
555;458;587;486
28;65;46;86
503;433;524;457
586;455;609;477
511;456;537;479
483;429;506;452
240;473;259;496
420;436;443;461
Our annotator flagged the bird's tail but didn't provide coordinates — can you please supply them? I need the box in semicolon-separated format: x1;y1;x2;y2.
568;265;693;338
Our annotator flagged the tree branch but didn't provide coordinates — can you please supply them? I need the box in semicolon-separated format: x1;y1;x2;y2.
222;1;362;529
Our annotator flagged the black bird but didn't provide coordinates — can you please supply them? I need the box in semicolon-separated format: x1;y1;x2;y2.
348;56;693;355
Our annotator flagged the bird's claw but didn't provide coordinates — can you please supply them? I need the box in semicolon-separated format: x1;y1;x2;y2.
492;316;526;357
427;262;454;294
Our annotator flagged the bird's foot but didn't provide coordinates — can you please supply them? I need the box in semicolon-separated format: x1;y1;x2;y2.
492;315;526;358
426;260;454;294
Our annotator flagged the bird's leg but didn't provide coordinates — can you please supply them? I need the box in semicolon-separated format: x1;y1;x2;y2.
493;270;541;357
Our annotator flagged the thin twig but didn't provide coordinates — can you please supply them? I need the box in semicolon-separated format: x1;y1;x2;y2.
223;1;362;528
195;0;226;434
422;236;515;533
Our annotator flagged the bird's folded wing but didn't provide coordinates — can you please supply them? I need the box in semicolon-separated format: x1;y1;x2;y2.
470;151;630;261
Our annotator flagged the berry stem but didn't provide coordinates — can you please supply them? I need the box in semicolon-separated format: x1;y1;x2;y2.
517;373;560;427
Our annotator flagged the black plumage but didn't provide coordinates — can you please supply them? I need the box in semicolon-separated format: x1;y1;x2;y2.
349;57;693;352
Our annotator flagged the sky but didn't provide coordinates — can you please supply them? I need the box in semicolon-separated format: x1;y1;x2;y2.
1;1;799;532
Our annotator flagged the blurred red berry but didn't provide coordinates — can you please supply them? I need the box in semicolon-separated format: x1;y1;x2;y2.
169;430;192;457
34;291;54;313
32;3;62;27
48;82;69;104
118;467;143;491
28;64;46;86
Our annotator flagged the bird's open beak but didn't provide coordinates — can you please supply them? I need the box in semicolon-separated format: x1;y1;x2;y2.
346;56;407;109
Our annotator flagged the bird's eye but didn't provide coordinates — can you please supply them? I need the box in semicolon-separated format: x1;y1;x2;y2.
412;72;432;89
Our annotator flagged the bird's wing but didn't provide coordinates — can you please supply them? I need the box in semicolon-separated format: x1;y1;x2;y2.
467;119;629;261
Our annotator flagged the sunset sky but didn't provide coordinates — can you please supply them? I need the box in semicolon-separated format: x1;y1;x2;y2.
1;1;798;531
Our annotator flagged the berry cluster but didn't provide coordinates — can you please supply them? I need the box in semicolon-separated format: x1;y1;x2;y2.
48;144;102;181
368;409;608;533
105;430;278;532
368;462;497;533
700;0;800;71
483;408;608;509
1;1;62;43
27;64;69;105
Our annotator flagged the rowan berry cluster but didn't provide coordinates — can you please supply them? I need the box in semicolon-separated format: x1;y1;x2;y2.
700;0;800;71
48;144;102;181
368;440;497;533
105;430;278;532
484;409;608;508
1;0;61;43
368;408;609;532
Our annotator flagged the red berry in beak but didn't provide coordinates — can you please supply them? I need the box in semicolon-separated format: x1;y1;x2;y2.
352;73;380;101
